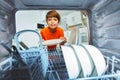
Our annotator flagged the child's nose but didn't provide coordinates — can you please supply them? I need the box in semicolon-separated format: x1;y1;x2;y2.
51;20;55;23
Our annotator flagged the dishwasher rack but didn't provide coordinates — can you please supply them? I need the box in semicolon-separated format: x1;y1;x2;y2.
12;30;48;80
1;48;120;80
76;56;120;80
0;30;48;80
45;48;69;80
45;48;120;80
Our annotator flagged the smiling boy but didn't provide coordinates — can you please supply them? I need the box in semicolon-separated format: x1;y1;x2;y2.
40;10;67;50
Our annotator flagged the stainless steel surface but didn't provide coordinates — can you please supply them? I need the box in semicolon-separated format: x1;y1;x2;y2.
0;57;12;71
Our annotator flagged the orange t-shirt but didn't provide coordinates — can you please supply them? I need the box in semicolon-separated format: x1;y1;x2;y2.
40;27;64;49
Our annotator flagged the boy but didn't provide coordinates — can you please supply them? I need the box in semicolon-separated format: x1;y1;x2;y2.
40;10;67;50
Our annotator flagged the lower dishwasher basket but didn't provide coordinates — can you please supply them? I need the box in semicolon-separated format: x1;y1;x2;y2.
1;48;120;80
45;49;120;80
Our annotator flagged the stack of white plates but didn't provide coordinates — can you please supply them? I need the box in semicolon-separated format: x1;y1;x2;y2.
82;44;106;76
61;46;81;79
61;44;106;79
71;45;93;77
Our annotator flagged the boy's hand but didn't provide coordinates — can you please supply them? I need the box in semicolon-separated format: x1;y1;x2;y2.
60;37;67;44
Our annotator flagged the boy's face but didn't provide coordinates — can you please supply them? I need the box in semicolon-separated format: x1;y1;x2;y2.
47;17;59;29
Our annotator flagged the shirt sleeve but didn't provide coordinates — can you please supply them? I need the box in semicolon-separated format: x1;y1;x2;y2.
40;30;45;40
59;28;64;37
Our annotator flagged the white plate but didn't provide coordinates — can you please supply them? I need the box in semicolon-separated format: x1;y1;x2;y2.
71;45;93;77
83;44;106;76
61;46;81;79
42;39;64;46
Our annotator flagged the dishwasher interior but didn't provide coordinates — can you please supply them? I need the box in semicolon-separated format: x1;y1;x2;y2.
1;30;120;80
1;0;120;80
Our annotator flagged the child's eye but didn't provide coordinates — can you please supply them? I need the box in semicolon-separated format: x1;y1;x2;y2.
54;18;57;21
48;18;52;21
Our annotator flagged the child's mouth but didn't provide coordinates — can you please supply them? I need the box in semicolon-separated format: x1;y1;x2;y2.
51;24;55;26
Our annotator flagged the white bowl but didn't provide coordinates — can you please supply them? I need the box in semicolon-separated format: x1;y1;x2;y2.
71;45;93;77
42;39;64;46
82;44;106;76
61;46;81;79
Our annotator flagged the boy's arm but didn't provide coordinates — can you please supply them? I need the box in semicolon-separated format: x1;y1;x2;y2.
60;37;67;45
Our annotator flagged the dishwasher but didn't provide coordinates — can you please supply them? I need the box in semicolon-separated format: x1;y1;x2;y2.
1;30;120;80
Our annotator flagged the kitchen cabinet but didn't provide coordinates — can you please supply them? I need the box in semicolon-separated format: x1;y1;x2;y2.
66;12;81;26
